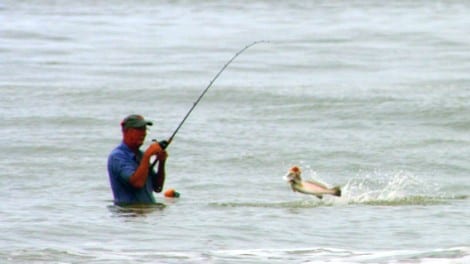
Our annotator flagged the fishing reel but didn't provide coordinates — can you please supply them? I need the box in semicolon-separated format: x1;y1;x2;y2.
149;139;169;169
152;139;169;149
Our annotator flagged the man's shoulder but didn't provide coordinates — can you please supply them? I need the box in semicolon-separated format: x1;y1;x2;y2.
110;142;128;153
109;143;131;161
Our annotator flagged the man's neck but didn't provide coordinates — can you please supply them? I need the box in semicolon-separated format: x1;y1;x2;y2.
123;140;140;154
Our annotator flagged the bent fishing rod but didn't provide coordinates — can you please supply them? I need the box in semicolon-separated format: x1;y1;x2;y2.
151;41;266;157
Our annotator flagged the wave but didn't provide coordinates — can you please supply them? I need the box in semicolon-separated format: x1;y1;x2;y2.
210;195;462;209
5;246;467;263
211;246;470;263
107;203;166;218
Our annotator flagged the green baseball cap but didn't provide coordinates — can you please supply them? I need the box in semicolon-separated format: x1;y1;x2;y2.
121;114;153;129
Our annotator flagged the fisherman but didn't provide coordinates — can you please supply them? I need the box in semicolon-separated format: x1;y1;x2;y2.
107;114;168;205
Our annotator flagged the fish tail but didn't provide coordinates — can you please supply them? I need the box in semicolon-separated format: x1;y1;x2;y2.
331;186;341;197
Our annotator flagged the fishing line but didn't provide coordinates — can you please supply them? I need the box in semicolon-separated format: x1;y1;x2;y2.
150;41;268;167
153;40;267;148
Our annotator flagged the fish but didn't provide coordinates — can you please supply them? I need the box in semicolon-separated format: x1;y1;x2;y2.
283;166;341;199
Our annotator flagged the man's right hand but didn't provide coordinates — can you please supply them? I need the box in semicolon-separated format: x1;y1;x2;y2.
144;142;163;157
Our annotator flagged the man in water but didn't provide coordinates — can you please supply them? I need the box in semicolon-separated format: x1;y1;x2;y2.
107;114;168;205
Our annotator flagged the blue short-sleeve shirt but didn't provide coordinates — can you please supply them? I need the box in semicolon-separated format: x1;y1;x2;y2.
107;142;156;205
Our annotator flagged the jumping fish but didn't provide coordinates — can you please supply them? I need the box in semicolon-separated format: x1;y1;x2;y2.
283;166;341;199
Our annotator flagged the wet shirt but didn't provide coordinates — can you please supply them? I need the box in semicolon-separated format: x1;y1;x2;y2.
107;142;156;205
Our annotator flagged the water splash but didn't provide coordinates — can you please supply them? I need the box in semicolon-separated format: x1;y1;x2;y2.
211;169;458;209
337;170;447;206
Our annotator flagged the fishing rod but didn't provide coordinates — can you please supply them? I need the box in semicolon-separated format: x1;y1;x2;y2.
151;40;266;153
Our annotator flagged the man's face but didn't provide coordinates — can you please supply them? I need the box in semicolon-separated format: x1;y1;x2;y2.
124;126;147;149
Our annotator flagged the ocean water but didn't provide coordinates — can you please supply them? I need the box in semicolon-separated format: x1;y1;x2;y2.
1;0;469;263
